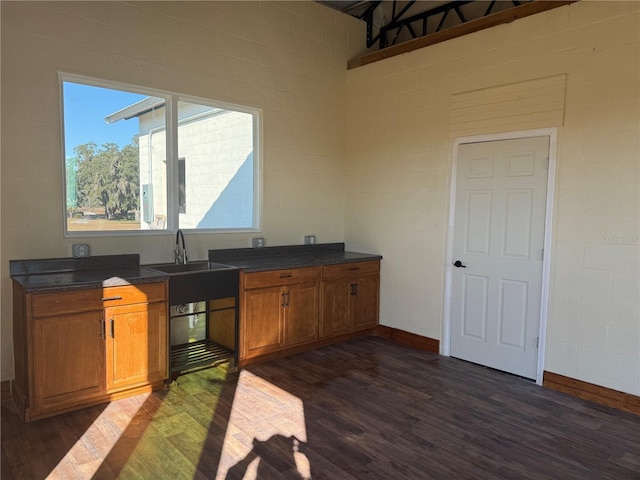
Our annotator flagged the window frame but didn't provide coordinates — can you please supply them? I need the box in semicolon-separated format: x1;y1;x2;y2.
59;72;262;238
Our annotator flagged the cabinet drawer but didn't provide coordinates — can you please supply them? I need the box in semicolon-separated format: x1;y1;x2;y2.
102;283;166;306
31;282;167;318
243;267;321;289
322;261;380;280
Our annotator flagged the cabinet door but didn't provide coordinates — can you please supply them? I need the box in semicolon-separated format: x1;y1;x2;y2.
320;279;351;338
351;274;379;331
243;286;283;359
284;283;318;347
105;301;167;391
32;311;106;412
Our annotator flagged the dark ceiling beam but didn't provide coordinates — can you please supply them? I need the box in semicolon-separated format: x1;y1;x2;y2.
391;0;418;25
348;0;577;69
484;1;497;16
362;1;383;49
382;0;419;48
382;0;534;47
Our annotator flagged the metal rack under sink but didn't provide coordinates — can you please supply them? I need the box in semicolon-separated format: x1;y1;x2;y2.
148;261;239;381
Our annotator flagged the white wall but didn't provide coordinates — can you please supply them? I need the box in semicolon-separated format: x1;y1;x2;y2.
345;1;640;395
0;1;366;381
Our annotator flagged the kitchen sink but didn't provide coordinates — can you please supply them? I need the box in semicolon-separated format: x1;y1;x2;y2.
149;260;235;275
146;261;240;379
149;261;211;274
147;261;238;304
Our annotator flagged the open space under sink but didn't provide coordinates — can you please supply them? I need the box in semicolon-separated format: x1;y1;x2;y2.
147;261;239;380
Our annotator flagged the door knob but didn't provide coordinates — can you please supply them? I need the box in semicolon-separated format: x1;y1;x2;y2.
453;260;467;268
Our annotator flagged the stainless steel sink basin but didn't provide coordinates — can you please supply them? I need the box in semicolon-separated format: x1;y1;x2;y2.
147;261;238;305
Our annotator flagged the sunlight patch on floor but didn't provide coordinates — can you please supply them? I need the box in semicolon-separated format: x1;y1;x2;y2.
216;369;310;480
48;393;150;479
117;368;229;478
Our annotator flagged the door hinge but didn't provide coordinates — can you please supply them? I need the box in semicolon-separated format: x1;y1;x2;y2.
546;157;549;169
536;337;539;348
541;248;544;261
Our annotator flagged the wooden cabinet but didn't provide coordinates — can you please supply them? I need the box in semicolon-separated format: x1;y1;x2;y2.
13;282;168;421
284;282;319;347
240;267;320;360
32;310;106;413
239;260;380;365
320;261;380;338
351;274;380;330
320;279;351;337
105;301;167;391
243;285;283;358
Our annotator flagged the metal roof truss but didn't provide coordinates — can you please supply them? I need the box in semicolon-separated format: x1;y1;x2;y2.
357;0;532;50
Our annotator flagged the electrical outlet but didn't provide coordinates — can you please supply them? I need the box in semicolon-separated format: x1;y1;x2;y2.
72;244;90;258
304;235;316;245
252;237;265;248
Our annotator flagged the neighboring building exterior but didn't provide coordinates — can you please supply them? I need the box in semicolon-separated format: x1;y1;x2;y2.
109;99;254;230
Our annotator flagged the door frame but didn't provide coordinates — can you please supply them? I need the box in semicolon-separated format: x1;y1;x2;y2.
442;128;557;385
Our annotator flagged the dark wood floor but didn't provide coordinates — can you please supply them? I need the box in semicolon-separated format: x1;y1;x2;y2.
2;336;639;479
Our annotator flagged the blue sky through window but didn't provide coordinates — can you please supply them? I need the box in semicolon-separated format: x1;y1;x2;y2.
63;82;146;158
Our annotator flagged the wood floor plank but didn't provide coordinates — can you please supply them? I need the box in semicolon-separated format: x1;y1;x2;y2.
2;336;639;479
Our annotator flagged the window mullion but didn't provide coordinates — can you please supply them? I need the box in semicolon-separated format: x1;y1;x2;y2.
165;95;179;231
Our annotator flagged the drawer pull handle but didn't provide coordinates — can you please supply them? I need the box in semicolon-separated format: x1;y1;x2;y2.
349;267;360;271
279;274;293;278
102;296;123;301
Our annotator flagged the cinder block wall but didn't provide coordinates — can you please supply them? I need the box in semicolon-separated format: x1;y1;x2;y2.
345;1;640;395
0;0;366;381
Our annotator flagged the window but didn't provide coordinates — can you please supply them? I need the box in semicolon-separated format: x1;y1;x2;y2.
61;74;260;235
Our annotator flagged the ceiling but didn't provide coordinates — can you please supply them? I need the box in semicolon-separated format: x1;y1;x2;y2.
317;0;535;50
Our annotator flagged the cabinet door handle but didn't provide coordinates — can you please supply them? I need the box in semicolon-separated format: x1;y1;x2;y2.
350;283;358;296
100;319;106;339
110;319;115;338
101;296;123;301
285;291;290;307
281;292;286;307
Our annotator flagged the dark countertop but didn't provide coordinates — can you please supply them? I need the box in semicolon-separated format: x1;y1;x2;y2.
208;243;382;273
10;244;382;293
10;255;168;293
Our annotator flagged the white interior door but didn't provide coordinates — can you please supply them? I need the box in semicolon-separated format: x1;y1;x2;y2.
450;136;549;379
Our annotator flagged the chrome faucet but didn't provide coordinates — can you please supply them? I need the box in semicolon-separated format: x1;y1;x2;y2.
175;229;188;264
